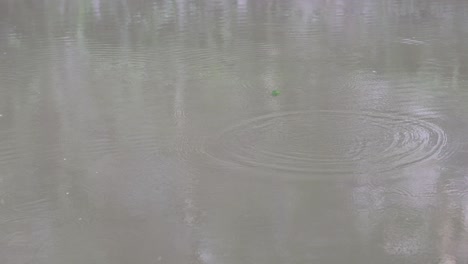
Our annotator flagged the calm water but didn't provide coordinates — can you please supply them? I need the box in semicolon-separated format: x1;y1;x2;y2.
1;0;468;263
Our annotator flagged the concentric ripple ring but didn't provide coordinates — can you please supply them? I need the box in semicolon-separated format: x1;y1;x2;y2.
204;110;449;174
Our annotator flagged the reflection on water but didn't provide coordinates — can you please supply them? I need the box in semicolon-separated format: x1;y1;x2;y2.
1;0;468;263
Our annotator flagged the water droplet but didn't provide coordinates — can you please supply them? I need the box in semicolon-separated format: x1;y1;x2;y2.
63;158;67;161
78;218;82;221
0;114;3;117
66;192;70;195
96;171;99;174
372;70;376;73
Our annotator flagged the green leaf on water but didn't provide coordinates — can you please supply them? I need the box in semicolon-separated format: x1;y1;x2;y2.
271;90;281;96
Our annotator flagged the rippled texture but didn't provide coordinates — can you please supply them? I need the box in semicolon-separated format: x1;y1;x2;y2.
1;0;468;263
206;110;451;175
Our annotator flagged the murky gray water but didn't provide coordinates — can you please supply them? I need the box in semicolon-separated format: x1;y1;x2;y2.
1;0;468;263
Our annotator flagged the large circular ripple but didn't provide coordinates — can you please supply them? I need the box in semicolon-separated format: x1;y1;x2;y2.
204;110;449;174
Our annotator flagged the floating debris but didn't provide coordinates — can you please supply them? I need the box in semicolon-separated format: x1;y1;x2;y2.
271;90;281;96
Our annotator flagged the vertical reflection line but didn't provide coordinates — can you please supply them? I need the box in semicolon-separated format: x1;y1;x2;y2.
272;183;296;263
92;0;101;20
171;9;208;261
435;173;462;263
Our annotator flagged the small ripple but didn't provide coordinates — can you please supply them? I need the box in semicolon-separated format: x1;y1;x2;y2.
397;38;428;46
0;144;23;165
85;137;119;156
124;131;161;152
0;131;23;165
203;110;451;176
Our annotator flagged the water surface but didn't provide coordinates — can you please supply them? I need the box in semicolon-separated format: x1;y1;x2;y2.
1;0;468;263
